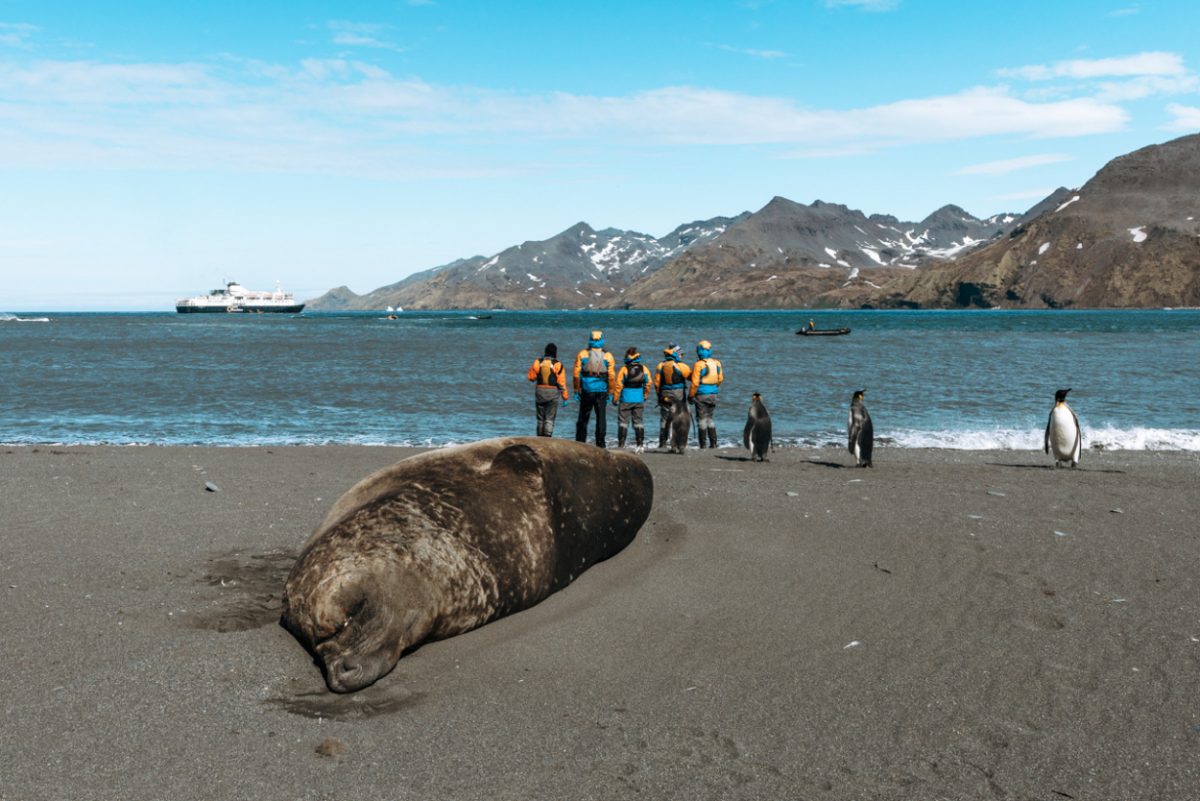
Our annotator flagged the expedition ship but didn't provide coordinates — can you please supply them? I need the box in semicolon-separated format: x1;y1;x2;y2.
175;282;305;314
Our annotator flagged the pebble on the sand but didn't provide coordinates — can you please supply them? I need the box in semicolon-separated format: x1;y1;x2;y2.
315;737;347;758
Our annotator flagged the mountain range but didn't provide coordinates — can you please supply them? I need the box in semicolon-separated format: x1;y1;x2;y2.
308;133;1200;311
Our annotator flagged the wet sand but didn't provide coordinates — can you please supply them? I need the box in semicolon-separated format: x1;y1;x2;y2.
2;443;1198;800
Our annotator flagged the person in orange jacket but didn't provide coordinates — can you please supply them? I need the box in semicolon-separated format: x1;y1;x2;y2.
572;330;616;447
611;347;649;452
527;342;569;437
689;339;723;449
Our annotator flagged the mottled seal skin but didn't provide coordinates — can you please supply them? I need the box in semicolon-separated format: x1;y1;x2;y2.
281;437;653;693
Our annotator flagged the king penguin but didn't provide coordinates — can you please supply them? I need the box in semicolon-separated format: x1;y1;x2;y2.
1044;388;1081;468
743;392;772;462
667;395;691;455
848;389;873;468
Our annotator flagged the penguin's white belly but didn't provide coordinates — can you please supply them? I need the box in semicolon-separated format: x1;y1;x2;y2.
1049;407;1078;460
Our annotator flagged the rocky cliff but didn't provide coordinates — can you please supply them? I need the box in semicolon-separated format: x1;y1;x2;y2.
868;134;1200;309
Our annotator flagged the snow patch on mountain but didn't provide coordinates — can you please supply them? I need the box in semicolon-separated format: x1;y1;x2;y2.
1055;195;1081;213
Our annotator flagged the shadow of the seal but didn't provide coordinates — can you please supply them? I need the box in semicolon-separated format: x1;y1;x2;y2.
266;685;425;720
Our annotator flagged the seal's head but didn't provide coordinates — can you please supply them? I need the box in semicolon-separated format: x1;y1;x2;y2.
282;544;434;693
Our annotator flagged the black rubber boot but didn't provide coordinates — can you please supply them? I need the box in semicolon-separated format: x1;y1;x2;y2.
708;428;718;449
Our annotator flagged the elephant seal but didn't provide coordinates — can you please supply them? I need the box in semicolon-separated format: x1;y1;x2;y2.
281;436;653;693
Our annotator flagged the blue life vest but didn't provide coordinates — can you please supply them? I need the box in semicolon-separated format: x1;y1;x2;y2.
619;362;647;404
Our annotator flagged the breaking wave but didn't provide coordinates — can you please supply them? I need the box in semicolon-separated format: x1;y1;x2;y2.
868;426;1200;451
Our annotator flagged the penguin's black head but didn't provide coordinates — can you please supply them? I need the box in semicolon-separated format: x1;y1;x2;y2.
751;392;761;401
853;389;865;401
1054;388;1071;402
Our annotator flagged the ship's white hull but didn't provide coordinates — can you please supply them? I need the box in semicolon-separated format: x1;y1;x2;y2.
175;282;304;314
175;300;305;313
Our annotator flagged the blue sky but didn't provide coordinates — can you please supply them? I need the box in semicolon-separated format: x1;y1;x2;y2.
2;0;1198;310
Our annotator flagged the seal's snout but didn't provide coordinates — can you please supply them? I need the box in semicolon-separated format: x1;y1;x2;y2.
324;655;366;694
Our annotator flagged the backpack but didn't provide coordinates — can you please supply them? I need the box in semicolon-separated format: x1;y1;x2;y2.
625;363;646;387
584;348;607;377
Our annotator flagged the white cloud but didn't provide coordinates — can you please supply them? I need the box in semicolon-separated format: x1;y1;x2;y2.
1165;103;1200;131
824;0;900;10
327;21;403;52
955;153;1074;176
0;22;38;48
0;56;1132;177
715;44;788;60
0;59;219;104
1092;74;1200;102
999;51;1186;81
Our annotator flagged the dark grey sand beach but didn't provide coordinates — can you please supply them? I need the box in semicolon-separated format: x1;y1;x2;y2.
2;444;1198;800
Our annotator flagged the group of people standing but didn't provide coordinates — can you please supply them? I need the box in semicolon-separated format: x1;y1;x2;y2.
526;330;724;451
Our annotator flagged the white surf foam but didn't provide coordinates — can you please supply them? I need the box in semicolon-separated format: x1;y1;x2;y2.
885;426;1200;451
764;426;1200;452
